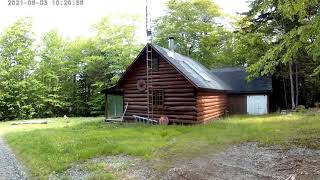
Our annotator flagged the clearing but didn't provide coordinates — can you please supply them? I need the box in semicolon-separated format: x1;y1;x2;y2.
0;113;319;179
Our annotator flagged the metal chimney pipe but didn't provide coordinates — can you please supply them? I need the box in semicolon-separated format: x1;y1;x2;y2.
168;36;175;52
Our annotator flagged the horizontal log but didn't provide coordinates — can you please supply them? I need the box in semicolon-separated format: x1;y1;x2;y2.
168;111;197;115
170;119;199;124
124;88;195;95
127;102;147;106
197;111;224;120
197;92;225;96
11;120;47;125
150;84;194;89
197;102;226;108
126;73;185;80
165;93;195;97
200;112;225;122
158;63;172;67
124;80;189;87
164;102;196;106
165;97;196;102
164;106;197;112
124;92;147;98
197;101;226;107
125;110;146;114
197;101;226;108
132;68;177;73
150;77;186;82
126;105;147;110
197;104;226;111
166;114;196;120
165;89;195;93
124;98;146;102
198;95;226;99
149;81;189;86
197;105;226;111
198;107;226;116
126;110;195;116
123;89;145;93
197;95;226;99
123;84;194;90
125;113;196;120
197;98;226;103
135;70;180;76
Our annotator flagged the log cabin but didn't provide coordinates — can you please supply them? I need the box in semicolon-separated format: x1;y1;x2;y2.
102;42;272;124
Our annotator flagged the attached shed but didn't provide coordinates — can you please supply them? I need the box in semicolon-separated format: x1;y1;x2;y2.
211;68;272;115
102;44;272;124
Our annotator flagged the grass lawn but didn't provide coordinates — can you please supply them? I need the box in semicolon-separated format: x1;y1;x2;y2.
0;113;319;179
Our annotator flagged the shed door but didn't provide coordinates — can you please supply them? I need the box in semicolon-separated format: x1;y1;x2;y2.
247;95;268;115
107;95;123;118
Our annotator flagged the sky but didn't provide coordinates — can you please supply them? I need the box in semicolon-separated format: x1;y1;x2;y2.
0;0;249;42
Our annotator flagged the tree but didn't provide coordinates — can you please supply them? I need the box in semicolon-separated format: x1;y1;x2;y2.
35;30;68;117
236;0;320;109
0;17;41;120
154;0;235;67
63;15;142;116
86;15;142;115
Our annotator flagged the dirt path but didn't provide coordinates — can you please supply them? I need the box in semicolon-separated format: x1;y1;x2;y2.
0;137;27;180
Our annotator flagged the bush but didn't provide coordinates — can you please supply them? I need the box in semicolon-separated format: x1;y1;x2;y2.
296;105;306;113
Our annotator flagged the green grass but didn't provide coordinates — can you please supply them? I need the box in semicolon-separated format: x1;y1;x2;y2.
0;113;319;179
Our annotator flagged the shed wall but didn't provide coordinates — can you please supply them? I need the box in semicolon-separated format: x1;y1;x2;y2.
227;95;247;114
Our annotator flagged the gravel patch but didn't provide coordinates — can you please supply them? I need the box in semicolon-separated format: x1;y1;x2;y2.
49;164;91;180
50;143;320;180
50;155;156;180
91;155;156;180
0;137;27;180
164;143;320;180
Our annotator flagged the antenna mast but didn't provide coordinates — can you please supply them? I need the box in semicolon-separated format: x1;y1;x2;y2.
146;0;153;43
146;0;153;121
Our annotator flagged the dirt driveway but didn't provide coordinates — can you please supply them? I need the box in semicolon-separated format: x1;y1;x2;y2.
164;143;320;180
53;142;320;180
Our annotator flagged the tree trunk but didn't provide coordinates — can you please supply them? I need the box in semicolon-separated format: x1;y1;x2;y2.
295;63;299;106
289;63;296;109
282;78;288;109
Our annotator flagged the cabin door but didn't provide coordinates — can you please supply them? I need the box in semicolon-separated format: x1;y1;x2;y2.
247;95;268;115
107;94;124;118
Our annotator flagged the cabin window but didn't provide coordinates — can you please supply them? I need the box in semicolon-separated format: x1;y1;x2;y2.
148;57;159;72
151;89;164;107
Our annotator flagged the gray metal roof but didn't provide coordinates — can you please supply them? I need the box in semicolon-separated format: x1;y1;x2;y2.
210;67;272;93
152;44;232;91
104;44;272;94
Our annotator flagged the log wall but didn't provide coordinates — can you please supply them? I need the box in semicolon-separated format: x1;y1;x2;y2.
118;52;197;123
196;91;227;122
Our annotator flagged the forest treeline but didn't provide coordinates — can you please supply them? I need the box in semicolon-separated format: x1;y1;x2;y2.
0;16;142;120
0;0;319;120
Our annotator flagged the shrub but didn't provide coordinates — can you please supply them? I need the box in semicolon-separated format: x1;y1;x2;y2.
296;105;306;113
